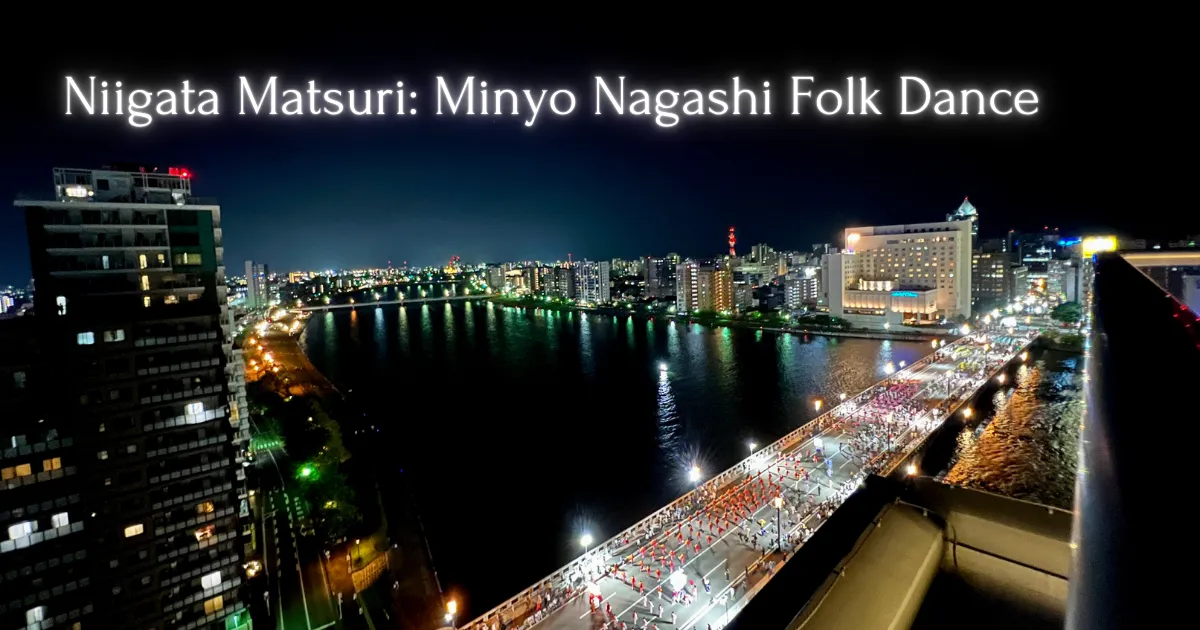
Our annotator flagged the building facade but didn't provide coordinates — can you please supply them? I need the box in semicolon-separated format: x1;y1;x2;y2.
644;254;680;300
243;261;268;311
573;261;610;305
675;262;733;314
824;217;973;326
8;167;250;629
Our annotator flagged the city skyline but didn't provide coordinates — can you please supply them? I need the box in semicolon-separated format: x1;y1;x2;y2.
0;34;1173;287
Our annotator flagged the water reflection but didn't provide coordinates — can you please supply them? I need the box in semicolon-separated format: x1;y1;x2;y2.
941;352;1082;509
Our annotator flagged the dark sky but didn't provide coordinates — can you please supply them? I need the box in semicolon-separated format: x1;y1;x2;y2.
0;27;1175;286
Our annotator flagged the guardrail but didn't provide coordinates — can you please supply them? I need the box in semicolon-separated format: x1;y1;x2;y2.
459;336;974;630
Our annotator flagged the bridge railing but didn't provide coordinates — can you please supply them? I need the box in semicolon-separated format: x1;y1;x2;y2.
460;336;974;630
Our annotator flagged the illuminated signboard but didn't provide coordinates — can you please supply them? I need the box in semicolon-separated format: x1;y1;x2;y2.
891;291;919;298
1081;236;1117;257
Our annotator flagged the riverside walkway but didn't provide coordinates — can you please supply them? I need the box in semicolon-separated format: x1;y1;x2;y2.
461;329;1037;630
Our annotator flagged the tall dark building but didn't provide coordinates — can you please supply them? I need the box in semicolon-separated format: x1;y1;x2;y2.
5;167;251;630
645;253;680;300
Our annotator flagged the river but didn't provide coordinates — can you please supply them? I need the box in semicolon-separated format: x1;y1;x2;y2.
302;300;1080;617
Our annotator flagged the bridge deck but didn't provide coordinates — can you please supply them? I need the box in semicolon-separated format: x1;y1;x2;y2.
465;332;1033;630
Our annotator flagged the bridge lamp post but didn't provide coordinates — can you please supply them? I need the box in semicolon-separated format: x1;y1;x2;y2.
773;496;783;551
748;441;757;453
445;599;457;629
839;393;847;402
813;399;823;413
580;533;593;555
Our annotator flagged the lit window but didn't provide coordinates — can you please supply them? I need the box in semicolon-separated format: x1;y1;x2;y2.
103;329;125;342
203;595;224;614
143;296;151;308
194;524;215;541
164;295;179;305
157;253;166;265
76;332;95;345
52;512;69;528
141;275;150;291
43;457;62;472
125;444;137;454
98;450;108;460
201;571;222;588
186;402;205;416
124;523;144;538
56;296;68;316
26;606;46;625
8;521;36;540
0;467;12;480
196;501;214;514
102;255;110;270
15;463;31;477
139;254;148;269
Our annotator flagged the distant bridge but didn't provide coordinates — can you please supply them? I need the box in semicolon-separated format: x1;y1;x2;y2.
293;293;491;312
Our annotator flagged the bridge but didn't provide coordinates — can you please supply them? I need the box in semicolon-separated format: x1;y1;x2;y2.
458;328;1038;630
292;293;489;312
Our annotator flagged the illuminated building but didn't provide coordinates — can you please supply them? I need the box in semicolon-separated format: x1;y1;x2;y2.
644;254;680;299
243;260;269;310
676;262;734;314
573;261;610;305
823;211;973;326
11;166;250;629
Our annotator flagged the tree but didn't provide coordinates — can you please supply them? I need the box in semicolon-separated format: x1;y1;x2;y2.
1051;302;1083;324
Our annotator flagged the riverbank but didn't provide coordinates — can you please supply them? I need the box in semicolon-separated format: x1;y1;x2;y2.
247;312;445;628
489;297;957;342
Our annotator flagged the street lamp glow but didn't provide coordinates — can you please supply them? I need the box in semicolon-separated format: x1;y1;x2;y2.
659;362;668;372
996;373;1006;384
748;442;757;452
960;324;971;335
839;392;847;401
580;534;593;549
773;496;783;509
906;464;918;476
814;399;823;413
447;600;457;615
884;362;895;375
688;466;701;484
962;407;973;419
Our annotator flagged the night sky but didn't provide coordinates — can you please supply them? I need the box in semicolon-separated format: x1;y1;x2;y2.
0;28;1171;286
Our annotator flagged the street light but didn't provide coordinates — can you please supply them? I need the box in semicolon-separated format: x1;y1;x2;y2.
688;466;701;485
839;393;846;401
445;600;457;629
773;496;783;551
748;441;757;453
906;463;918;476
813;399;823;413
580;533;593;555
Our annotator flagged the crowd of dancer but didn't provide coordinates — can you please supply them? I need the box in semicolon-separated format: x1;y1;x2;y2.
469;334;1032;630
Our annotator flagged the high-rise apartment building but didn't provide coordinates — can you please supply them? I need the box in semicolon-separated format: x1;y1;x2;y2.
243;261;268;311
644;254;680;299
8;167;250;630
972;251;1010;309
675;262;733;314
784;268;821;310
823;214;974;326
573;261;611;305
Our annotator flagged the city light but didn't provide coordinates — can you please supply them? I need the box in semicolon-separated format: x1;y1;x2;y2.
688;466;701;484
580;534;593;550
748;441;757;452
906;464;918;476
1081;235;1117;257
773;496;783;509
814;399;823;413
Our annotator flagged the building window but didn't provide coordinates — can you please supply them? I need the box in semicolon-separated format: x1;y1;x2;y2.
196;501;215;514
13;371;25;389
201;571;222;589
194;524;215;541
76;331;95;345
140;275;150;291
139;254;148;269
26;606;47;625
125;444;137;454
165;295;179;305
43;457;62;472
186;402;205;416
203;595;224;615
56;295;68;315
143;296;152;308
98;450;108;460
103;329;125;342
8;521;36;540
124;523;144;538
52;512;69;528
15;463;32;477
102;255;110;270
157;253;166;265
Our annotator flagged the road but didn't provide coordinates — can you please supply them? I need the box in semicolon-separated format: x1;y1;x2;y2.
256;445;342;630
465;330;1034;630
